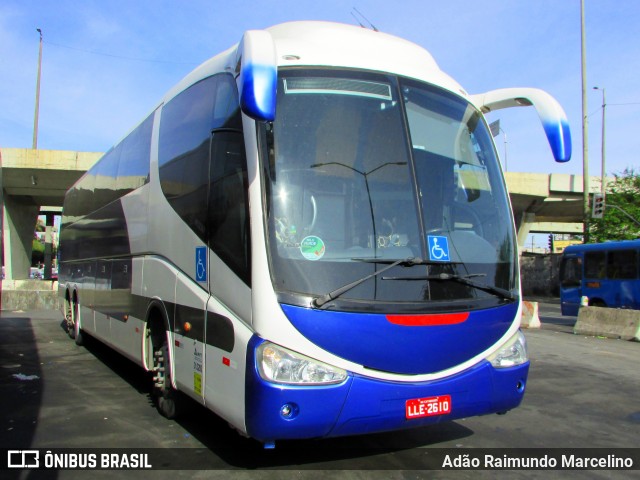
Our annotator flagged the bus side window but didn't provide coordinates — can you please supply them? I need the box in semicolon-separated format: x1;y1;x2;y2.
560;256;582;287
158;75;228;241
607;249;638;279
584;251;605;279
116;113;153;196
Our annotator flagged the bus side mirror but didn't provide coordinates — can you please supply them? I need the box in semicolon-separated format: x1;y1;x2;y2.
236;30;277;122
471;88;572;163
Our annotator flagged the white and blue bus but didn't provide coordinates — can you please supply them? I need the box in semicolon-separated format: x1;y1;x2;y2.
59;21;571;447
560;240;640;316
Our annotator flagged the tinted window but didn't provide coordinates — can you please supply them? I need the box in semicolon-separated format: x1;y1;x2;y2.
116;113;153;197
158;74;243;244
208;131;250;284
585;251;606;279
64;111;153;226
158;76;217;240
64;167;96;220
560;256;582;287
607;249;638;279
213;76;241;130
159;76;217;169
93;143;121;209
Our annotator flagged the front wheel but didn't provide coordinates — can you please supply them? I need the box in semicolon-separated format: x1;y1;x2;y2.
152;339;181;419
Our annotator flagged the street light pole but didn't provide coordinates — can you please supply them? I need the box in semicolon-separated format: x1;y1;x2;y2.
32;28;43;150
580;0;590;243
593;86;606;196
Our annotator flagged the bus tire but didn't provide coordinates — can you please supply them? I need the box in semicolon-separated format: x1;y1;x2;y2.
589;298;606;308
152;337;181;419
65;293;74;338
69;294;84;346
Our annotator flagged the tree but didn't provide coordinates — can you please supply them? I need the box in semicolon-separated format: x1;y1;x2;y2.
32;237;45;265
589;168;640;243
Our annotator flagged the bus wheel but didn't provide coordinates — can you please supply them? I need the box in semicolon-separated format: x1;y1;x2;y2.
589;299;606;308
152;339;181;419
65;295;74;337
69;296;84;346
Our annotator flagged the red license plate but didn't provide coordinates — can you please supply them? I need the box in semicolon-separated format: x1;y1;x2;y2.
405;395;451;419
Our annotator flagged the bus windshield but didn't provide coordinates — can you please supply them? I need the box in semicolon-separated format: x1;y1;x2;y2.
264;69;517;312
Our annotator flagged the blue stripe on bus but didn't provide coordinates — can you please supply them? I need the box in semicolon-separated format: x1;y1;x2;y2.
280;303;517;375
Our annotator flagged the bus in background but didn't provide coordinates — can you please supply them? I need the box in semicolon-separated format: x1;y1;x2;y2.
58;21;571;448
559;240;640;316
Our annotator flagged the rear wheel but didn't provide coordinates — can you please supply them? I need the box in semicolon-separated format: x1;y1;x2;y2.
67;294;84;346
589;298;606;308
64;294;74;337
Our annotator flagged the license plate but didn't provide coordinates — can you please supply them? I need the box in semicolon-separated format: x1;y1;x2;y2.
405;395;451;419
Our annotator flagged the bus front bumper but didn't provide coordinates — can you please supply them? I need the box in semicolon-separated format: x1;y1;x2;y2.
245;340;529;443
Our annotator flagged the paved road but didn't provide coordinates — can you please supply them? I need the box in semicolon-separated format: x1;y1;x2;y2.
536;298;578;334
1;304;638;479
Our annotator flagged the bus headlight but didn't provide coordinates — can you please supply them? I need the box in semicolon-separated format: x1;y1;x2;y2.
257;342;347;385
487;331;528;368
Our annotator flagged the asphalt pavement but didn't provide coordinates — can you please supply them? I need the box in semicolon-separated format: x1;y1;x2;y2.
1;302;638;479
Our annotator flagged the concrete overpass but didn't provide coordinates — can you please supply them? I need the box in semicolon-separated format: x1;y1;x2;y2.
0;148;102;280
0;147;599;281
504;171;602;246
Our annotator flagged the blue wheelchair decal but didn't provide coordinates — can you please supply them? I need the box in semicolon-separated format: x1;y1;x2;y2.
427;235;450;262
195;246;207;282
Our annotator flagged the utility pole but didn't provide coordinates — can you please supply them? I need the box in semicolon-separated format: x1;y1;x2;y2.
580;0;590;243
33;28;43;150
593;86;606;195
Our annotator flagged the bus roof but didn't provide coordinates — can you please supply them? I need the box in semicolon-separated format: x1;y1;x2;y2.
563;239;640;255
266;21;464;93
163;21;467;107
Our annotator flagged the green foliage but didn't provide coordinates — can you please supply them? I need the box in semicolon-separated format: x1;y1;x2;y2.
589;168;640;243
32;238;45;265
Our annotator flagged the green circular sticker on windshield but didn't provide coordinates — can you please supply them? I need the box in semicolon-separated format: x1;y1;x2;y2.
300;236;325;261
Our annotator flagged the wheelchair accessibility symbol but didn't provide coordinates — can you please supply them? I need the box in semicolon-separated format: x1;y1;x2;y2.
427;235;450;262
195;246;207;282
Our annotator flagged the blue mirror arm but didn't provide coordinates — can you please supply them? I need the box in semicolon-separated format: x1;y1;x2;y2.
236;30;278;122
471;88;572;163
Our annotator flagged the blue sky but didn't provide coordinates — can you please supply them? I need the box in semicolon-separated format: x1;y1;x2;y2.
1;0;639;178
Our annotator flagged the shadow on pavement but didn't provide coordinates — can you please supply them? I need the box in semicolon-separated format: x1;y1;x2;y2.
0;315;44;450
76;325;475;470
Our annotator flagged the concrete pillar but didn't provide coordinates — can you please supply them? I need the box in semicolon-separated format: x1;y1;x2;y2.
43;213;54;280
515;212;536;251
3;195;39;280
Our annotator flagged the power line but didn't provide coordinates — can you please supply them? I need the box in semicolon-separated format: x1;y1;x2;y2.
608;102;640;107
45;40;200;65
588;101;640;118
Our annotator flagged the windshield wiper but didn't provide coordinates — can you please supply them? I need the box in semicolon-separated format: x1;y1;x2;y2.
351;258;462;265
312;257;424;308
382;272;516;301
